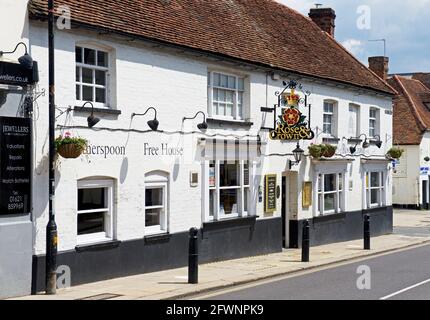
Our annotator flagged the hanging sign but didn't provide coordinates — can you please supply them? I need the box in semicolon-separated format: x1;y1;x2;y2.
269;88;315;141
265;174;277;213
0;61;38;86
0;117;32;215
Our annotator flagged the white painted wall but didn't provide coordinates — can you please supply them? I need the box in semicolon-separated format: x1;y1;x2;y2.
28;21;393;255
0;0;30;62
393;132;430;206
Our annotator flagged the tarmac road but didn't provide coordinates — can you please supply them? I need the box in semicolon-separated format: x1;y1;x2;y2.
196;243;430;300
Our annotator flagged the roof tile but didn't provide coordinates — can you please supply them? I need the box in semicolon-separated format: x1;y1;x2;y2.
28;0;395;94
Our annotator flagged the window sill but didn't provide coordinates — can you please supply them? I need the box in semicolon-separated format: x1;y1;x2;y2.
348;138;363;144
144;233;171;244
203;215;258;231
75;239;121;252
314;212;346;224
207;118;253;127
74;106;122;115
322;137;341;144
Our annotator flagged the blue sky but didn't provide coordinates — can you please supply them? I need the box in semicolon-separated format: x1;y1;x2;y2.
278;0;430;74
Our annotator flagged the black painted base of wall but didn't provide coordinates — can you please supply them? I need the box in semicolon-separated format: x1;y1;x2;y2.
393;204;421;210
32;216;282;293
289;206;393;248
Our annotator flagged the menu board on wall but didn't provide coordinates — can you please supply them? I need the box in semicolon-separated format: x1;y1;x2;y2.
265;174;277;213
0;117;32;215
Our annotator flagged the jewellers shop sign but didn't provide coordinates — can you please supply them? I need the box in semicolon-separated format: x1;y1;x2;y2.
268;81;315;141
0;61;38;86
0;117;32;215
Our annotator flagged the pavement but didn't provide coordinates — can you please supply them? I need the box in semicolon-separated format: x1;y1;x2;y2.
11;209;430;300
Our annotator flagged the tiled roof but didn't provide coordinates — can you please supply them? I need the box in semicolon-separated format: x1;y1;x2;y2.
388;76;430;145
412;73;430;90
28;0;395;95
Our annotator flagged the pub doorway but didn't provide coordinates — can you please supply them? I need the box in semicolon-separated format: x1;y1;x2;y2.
282;171;298;248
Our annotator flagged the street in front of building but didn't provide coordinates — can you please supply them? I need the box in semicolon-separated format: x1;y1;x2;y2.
196;243;430;300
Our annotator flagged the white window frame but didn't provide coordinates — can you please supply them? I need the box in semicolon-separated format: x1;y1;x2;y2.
366;171;385;208
369;107;380;138
348;104;360;138
323;101;337;136
317;172;344;216
77;179;114;245
207;71;246;121
207;160;250;221
75;45;110;109
144;172;169;235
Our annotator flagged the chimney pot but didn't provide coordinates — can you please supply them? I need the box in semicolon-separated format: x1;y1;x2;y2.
309;8;336;37
368;56;389;81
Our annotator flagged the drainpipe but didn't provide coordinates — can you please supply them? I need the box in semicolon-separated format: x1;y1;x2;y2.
45;0;58;295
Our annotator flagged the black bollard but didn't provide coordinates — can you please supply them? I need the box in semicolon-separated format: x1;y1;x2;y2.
188;227;199;284
302;220;310;262
364;214;371;250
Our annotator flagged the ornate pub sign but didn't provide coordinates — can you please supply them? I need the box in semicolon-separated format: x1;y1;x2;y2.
263;80;315;141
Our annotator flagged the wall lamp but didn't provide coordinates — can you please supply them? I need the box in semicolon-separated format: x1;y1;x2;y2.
350;134;370;154
131;107;159;131
0;42;33;69
373;135;383;149
183;111;208;130
289;142;304;169
75;101;101;128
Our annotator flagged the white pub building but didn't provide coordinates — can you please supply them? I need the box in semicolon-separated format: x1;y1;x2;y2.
0;0;395;298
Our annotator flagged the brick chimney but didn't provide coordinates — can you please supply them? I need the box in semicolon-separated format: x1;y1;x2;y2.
368;56;389;80
309;7;336;37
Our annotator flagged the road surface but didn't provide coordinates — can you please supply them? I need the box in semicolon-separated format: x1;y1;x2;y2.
193;244;430;300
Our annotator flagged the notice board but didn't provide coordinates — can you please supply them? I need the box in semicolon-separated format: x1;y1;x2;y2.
265;174;277;213
0;117;32;215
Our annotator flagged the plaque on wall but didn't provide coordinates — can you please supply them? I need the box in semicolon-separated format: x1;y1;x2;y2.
0;117;32;215
265;174;277;213
302;182;312;208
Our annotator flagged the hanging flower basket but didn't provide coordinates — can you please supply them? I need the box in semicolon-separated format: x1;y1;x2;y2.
321;144;337;158
308;144;337;159
386;147;404;160
55;132;88;159
308;144;323;159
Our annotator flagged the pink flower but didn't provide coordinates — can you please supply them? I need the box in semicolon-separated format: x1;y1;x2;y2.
64;132;71;138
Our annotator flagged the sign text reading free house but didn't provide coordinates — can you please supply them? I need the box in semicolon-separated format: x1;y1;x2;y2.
269;87;315;141
0;117;32;215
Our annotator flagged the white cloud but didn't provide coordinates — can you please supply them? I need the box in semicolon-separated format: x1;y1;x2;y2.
341;39;364;56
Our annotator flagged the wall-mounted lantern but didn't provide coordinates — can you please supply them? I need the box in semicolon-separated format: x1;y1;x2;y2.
75;101;101;128
349;134;382;154
183;111;208;130
0;42;33;69
293;142;305;164
132;107;159;131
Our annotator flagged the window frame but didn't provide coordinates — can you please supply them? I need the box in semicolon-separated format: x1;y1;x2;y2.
76;179;114;245
348;103;360;138
144;172;169;235
207;71;246;121
323;100;337;137
317;172;344;216
369;107;380;138
75;45;110;109
207;160;251;221
366;171;385;208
